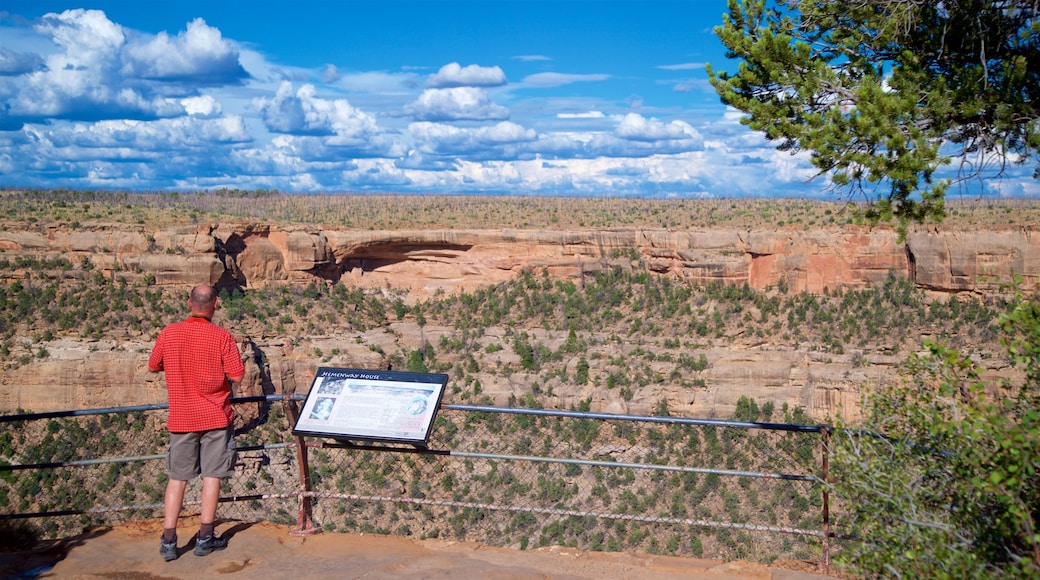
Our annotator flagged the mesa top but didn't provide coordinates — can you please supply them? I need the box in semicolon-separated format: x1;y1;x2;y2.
149;316;245;432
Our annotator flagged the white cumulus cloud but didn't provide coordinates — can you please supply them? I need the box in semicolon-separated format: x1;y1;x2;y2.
254;81;380;137
407;87;509;122
121;17;248;84
615;113;702;144
13;9;126;118
426;62;506;88
181;95;222;117
409;121;537;156
42;116;250;151
2;9;248;128
36;9;125;64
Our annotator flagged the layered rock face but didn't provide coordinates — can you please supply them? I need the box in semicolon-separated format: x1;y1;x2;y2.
3;223;1037;296
1;222;1036;418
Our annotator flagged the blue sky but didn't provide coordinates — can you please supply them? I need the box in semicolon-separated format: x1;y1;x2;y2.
1;1;1034;199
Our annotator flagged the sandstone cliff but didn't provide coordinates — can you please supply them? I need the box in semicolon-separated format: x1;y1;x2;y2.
0;222;1034;419
3;223;1038;296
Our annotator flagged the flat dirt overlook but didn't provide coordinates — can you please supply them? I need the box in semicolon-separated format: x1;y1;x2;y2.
1;192;1039;420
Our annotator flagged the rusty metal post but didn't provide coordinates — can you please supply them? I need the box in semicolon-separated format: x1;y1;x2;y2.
820;425;831;573
284;397;319;536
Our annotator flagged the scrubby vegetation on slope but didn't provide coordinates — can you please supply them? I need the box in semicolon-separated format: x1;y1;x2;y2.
4;187;1040;230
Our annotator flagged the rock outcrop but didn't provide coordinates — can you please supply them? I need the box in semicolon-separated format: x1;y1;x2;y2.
2;223;1038;297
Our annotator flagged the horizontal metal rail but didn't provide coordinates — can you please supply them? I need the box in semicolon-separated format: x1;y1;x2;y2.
0;443;293;473
0;394;295;424
302;491;827;538
443;403;825;433
0;397;824;433
450;450;819;482
0;492;299;521
315;440;815;482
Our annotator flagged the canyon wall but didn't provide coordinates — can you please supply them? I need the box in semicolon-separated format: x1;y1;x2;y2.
3;222;1039;296
1;222;1036;418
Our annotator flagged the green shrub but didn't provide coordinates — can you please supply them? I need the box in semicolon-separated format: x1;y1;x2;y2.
832;289;1040;578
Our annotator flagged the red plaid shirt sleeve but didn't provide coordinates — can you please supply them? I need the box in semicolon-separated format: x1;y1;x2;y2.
149;317;246;432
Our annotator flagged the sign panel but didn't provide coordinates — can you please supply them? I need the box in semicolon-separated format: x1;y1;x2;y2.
292;367;448;445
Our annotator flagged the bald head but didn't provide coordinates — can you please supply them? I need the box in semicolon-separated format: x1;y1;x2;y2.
189;285;217;318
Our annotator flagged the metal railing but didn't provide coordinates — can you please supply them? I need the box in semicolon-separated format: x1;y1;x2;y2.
0;396;834;565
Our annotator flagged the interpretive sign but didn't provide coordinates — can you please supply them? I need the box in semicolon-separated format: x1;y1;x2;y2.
292;367;448;446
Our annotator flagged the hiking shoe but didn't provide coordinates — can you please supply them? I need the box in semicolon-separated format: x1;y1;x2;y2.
160;537;178;562
194;533;228;556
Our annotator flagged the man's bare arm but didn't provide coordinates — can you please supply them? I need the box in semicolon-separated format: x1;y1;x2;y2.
227;374;244;396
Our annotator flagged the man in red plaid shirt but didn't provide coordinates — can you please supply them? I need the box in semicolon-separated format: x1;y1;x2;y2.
149;285;245;561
